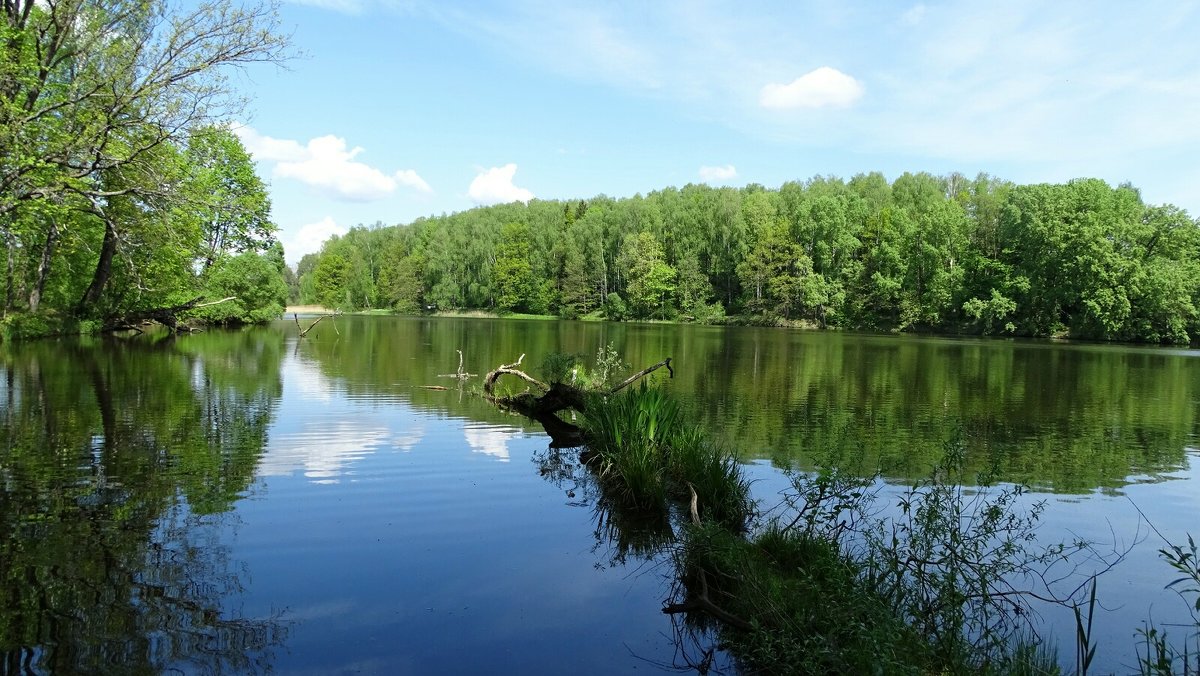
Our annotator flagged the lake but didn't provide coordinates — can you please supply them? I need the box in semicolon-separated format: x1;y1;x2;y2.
2;316;1198;673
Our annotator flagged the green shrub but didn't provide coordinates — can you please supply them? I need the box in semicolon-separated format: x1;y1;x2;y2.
602;292;627;321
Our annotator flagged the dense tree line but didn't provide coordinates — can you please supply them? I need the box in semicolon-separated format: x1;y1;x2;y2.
299;173;1200;344
1;0;289;336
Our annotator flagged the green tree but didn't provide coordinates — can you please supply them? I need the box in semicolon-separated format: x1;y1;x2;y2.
494;222;537;313
618;232;677;319
183;126;275;271
552;236;590;318
313;251;353;310
1;0;287;321
190;250;289;325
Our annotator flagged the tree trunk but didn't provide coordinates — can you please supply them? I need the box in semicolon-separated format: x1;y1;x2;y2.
5;232;14;315
28;220;57;313
77;215;118;314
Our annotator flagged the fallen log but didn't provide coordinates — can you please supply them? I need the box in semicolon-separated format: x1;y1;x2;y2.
483;354;672;416
480;353;673;448
104;296;237;332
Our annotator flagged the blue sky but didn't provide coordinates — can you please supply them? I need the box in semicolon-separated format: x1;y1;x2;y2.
229;1;1200;264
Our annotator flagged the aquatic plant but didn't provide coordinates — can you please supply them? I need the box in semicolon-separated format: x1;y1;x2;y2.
1135;532;1200;675
570;382;1166;674
581;384;749;523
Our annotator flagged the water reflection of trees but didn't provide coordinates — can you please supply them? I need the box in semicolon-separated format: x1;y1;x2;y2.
0;331;287;673
297;316;1200;492
533;446;733;673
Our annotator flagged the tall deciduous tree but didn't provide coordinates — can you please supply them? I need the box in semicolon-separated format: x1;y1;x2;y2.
618;231;676;319
184;126;275;271
493;222;536;313
1;0;288;321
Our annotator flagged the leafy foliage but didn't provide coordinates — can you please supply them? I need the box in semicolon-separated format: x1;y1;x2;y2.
0;0;289;332
299;175;1200;343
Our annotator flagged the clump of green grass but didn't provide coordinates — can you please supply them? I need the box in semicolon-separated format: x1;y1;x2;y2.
664;428;750;529
676;522;934;675
581;384;749;524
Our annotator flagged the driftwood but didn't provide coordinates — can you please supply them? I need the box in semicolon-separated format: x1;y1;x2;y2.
482;354;548;394
479;354;673;448
611;358;673;393
662;569;752;631
483;355;673;415
439;350;475;380
294;312;339;337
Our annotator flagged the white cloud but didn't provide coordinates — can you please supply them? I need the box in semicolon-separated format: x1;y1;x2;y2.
394;169;433;193
234;125;431;202
284;216;347;264
901;3;927;26
467;163;534;205
275;135;424;201
760;67;865;109
233;125;308;162
699;164;738;183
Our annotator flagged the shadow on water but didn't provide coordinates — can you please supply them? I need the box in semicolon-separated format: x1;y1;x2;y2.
0;330;289;674
532;442;735;674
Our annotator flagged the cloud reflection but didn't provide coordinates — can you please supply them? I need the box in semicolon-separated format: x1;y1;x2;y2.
260;421;391;482
463;423;523;462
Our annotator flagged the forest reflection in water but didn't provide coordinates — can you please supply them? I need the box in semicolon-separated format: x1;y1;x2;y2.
0;332;288;674
294;315;1200;492
1;316;1197;673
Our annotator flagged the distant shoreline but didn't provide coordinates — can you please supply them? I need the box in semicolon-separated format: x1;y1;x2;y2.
284;305;336;314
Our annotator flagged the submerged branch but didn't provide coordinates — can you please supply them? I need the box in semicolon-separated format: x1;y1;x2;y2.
439;349;475;379
662;570;752;632
610;357;673;393
294;312;339;338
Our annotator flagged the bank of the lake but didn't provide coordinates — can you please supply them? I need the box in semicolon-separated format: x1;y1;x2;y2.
1;315;1197;673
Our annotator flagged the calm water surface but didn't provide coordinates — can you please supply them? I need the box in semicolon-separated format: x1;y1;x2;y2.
2;316;1198;673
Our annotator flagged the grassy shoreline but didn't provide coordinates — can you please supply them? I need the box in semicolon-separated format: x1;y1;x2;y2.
572;380;1200;674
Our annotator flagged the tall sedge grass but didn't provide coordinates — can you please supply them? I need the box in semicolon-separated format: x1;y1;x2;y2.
574;383;1200;675
581;384;749;524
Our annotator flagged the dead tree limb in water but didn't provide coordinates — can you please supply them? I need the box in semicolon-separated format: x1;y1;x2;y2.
662;569;752;631
294;312;339;338
482;354;549;394
484;354;673;405
478;353;673;447
439;349;475;379
610;358;673;393
482;353;672;422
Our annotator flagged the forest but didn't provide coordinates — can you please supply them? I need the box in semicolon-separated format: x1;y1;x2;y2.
5;2;1199;346
297;173;1200;344
0;0;290;338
